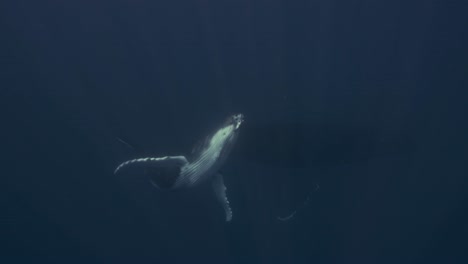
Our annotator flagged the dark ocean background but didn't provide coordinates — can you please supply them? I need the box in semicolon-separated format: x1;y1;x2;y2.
1;0;467;263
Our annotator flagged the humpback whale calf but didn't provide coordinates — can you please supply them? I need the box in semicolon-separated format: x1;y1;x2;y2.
114;114;244;222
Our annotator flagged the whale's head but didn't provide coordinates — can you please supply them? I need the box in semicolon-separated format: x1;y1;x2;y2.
225;113;244;134
210;113;244;148
230;113;244;130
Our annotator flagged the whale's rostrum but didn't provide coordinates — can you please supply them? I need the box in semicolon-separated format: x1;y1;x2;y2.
114;114;244;222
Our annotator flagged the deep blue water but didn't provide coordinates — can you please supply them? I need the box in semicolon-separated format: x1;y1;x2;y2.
1;0;468;263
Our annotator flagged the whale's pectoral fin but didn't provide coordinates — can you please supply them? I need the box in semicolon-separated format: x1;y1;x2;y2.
212;173;233;222
114;156;188;190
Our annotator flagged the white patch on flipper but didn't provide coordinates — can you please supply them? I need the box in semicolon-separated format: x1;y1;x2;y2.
114;156;188;174
212;173;232;222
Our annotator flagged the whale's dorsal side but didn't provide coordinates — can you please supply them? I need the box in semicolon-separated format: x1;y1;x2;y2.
114;114;243;221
